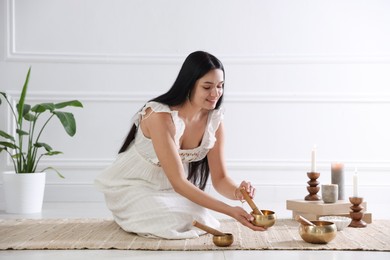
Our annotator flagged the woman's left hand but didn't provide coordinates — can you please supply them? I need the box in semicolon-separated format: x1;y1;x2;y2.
234;180;256;200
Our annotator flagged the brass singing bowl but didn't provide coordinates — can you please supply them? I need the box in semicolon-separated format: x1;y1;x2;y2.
251;210;276;228
212;233;234;247
299;221;337;244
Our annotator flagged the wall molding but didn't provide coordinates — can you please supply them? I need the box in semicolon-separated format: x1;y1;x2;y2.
1;183;389;204
3;158;390;172
6;0;390;65
6;91;390;104
7;52;390;65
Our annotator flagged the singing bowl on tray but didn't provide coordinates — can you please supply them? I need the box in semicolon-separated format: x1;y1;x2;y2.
251;210;276;228
299;220;337;244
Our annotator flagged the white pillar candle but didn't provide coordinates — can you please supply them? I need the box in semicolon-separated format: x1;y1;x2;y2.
311;146;316;172
353;168;358;197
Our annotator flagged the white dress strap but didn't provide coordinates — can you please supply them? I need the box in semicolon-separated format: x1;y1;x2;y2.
134;101;185;147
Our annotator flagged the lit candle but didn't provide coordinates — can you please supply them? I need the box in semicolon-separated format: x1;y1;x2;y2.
353;168;358;197
311;146;316;172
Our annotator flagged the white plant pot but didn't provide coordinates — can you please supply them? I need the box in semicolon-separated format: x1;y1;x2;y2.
2;171;46;214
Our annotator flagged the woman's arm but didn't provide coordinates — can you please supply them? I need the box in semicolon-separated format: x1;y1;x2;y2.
143;112;230;213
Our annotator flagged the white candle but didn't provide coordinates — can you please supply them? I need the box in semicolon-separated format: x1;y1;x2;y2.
311;146;316;172
353;168;358;197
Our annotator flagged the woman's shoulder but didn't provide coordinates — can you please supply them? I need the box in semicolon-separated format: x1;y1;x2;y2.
140;101;184;144
209;106;225;121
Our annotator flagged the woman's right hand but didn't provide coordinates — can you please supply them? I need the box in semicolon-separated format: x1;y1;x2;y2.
229;206;267;231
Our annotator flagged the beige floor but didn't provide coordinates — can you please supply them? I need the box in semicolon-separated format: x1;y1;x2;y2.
0;202;389;260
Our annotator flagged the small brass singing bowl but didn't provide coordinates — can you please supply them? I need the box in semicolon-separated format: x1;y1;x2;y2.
212;233;234;247
299;221;337;244
251;210;276;228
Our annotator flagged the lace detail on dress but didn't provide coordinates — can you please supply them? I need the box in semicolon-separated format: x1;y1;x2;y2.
178;151;202;162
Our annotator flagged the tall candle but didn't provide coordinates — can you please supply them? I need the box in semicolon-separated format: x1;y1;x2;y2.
353;168;358;197
311;146;316;172
331;163;345;200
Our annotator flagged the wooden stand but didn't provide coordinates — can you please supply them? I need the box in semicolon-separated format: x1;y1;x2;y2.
305;172;321;201
349;197;367;228
286;199;372;223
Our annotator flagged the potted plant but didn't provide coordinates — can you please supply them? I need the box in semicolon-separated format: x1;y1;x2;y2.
0;67;83;214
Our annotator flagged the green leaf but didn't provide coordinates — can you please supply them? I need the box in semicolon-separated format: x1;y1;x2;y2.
12;153;23;159
16;129;29;135
0;130;15;141
32;103;55;113
17;67;31;125
0;141;18;149
34;142;53;152
0;92;6;104
53;111;77;136
55;100;83;109
41;166;65;179
16;103;32;118
23;112;37;121
44;151;62;156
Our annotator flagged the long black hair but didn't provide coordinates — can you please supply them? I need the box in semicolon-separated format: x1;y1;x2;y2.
118;51;225;190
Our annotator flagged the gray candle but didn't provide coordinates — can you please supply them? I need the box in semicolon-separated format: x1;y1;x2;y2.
331;163;345;200
322;184;338;203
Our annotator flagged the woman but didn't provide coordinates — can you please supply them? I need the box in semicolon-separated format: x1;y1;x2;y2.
95;51;265;239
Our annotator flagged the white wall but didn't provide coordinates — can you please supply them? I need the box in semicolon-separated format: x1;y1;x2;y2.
1;0;390;218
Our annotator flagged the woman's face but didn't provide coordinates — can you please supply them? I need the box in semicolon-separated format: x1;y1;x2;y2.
190;69;224;110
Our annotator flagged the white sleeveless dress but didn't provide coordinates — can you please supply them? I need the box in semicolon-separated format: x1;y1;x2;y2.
94;101;224;239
